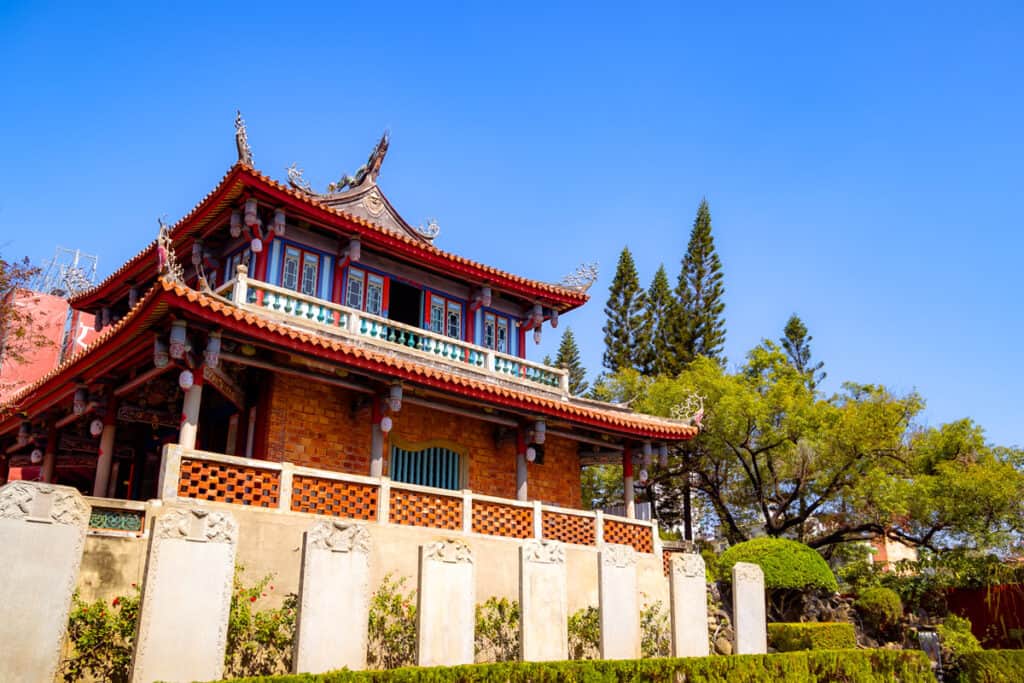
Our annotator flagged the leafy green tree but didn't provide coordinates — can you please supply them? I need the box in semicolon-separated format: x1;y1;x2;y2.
639;264;675;376
554;327;589;395
581;464;623;510
781;314;826;391
602;247;645;373
665;199;726;373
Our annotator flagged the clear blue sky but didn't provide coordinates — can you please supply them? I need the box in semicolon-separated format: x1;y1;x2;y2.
1;2;1020;447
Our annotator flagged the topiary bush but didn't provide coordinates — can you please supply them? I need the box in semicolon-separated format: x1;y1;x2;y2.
938;614;983;678
719;538;838;621
854;586;903;641
768;623;857;651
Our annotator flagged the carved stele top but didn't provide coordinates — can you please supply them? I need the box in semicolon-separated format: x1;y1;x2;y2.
155;508;238;544
601;543;637;568
732;561;764;584
522;539;566;565
670;553;705;580
307;521;371;554
0;481;90;526
423;539;474;564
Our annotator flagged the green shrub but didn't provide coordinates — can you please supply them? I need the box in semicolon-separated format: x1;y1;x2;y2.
719;538;838;593
768;622;857;651
854;586;904;639
474;597;520;663
952;650;1024;683
938;614;983;678
640;602;671;658
60;588;140;683
226;649;935;682
567;606;600;660
224;568;297;678
367;574;417;669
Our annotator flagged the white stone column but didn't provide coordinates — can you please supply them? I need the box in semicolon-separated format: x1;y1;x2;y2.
0;482;90;682
93;403;117;497
417;540;475;666
369;396;384;477
731;561;767;655
294;522;371;673
178;372;203;449
669;553;710;657
130;506;238;683
516;451;528;501
520;540;567;662
598;543;640;660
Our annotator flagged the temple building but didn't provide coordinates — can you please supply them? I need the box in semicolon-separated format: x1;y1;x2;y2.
0;117;697;553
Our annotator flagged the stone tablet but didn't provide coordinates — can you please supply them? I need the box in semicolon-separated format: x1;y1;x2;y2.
0;482;90;683
130;507;237;683
519;540;567;662
598;543;640;660
668;553;710;657
731;561;767;654
293;521;372;673
417;539;475;666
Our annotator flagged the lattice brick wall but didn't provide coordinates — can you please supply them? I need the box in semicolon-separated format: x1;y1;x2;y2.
178;458;280;507
603;519;654;553
541;511;596;546
290;475;378;520
389;488;463;530
472;500;533;538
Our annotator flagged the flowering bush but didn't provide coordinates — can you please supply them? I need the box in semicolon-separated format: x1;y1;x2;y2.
61;587;139;682
366;574;417;669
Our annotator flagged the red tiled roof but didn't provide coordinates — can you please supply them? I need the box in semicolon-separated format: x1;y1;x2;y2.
6;280;694;442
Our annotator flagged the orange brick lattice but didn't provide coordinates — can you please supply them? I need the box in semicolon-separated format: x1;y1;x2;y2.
472;500;533;539
290;475;378;520
177;458;281;508
389;487;463;530
603;519;654;554
663;549;685;576
541;511;596;546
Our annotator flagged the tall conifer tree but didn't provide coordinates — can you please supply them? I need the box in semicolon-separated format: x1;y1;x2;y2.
602;247;645;372
781;313;826;391
554;327;589;395
639;264;675;376
666;199;726;372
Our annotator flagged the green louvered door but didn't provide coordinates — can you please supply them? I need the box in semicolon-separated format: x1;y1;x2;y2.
389;445;462;491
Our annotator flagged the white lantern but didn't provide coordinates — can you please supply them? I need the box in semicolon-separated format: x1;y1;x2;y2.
17;421;30;446
347;239;361;262
73;386;88;415
251;237;263;253
169;320;188;359
154;338;170;369
638;469;649;484
30;449;43;465
191;241;203;266
90;419;104;437
230;210;242;238
204;332;221;368
550;309;559;328
533;419;546;445
525;446;537;463
273;209;286;236
244;198;259;226
379;416;393;433
658;443;669;468
480;286;492;307
178;369;194;391
387;384;403;413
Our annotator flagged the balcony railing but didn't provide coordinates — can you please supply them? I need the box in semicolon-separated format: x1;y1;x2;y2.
214;269;570;396
158;445;658;555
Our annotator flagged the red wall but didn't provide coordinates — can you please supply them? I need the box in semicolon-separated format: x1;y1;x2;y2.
947;584;1024;648
0;290;70;402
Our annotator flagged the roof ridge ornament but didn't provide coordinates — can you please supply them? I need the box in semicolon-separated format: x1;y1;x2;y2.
234;110;253;166
559;262;599;292
156;217;185;284
327;131;390;193
286;163;314;194
413;217;441;241
671;393;705;429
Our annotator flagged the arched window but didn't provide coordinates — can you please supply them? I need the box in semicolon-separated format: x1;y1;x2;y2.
389;444;463;491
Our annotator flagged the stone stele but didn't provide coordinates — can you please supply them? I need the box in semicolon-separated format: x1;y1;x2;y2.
668;553;710;657
598;543;640;660
519;539;568;661
0;481;90;683
293;521;372;673
417;539;475;666
731;561;767;655
130;506;238;683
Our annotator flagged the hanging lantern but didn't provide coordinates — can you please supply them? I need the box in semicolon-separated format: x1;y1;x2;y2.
347;238;361;262
638;469;649;484
251;237;263;253
90;419;104;437
73;386;88;415
154;337;170;369
17;421;30;446
178;369;194;391
480;286;492;307
658;443;669;468
533;419;546;445
642;441;653;467
387;384;403;413
244;198;259;226
273;209;286;236
169;321;188;359
379;416;393;433
525;446;537;463
30;449;43;465
550;309;559;328
191;241;203;266
533;327;542;345
230;210;242;238
204;332;222;368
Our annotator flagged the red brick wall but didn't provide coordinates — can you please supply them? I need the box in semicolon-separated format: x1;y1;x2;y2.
263;373;582;509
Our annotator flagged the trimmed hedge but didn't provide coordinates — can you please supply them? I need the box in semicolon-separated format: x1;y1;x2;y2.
854;586;903;636
718;538;839;592
225;649;934;682
767;622;857;651
950;650;1024;683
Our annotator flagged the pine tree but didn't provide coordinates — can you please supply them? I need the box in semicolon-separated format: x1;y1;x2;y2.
666;199;726;372
780;313;826;391
554;327;589;396
639;264;675;376
602;247;646;373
